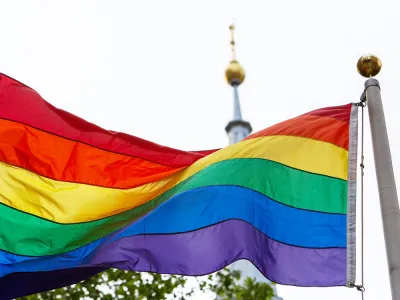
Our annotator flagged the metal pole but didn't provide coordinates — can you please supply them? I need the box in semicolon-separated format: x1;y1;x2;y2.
365;78;400;300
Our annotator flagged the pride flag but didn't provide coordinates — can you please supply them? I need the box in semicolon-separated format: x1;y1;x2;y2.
0;73;358;298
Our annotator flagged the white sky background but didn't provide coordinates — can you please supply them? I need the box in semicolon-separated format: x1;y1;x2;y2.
1;0;399;299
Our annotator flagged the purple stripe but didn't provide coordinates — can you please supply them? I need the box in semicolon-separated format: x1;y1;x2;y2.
90;220;346;285
0;220;346;299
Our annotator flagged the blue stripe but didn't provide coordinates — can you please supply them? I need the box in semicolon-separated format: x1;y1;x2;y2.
140;185;346;247
0;185;345;276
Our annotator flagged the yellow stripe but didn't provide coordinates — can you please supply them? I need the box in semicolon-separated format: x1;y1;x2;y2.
0;136;348;223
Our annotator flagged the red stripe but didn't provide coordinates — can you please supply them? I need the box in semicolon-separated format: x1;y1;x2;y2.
246;113;349;149
0;73;208;168
189;149;219;155
305;104;352;123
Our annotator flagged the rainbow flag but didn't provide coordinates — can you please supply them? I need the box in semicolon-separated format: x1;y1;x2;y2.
0;73;358;298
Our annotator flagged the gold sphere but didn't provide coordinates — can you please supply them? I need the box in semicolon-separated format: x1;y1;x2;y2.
225;60;245;85
357;54;382;78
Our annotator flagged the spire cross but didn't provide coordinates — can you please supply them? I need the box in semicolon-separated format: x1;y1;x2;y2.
229;24;236;60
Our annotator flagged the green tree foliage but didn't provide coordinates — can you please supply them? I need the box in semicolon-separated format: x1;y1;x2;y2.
208;269;275;300
19;268;275;300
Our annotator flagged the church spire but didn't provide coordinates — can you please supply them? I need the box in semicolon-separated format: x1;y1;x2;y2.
224;24;252;145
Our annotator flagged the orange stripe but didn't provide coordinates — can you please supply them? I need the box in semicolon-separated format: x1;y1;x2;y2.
0;119;183;188
246;114;349;150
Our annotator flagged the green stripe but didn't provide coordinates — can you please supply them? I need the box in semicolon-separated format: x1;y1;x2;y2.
0;158;347;256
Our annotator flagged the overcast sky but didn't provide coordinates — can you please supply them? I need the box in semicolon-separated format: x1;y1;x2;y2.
1;1;399;299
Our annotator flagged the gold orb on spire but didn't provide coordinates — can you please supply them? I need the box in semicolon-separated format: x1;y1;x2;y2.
357;54;382;78
225;60;245;86
225;24;245;86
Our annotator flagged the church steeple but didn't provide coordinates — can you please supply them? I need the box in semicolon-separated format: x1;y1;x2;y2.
224;24;252;145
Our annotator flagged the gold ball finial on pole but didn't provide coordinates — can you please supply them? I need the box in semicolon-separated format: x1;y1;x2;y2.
357;54;382;78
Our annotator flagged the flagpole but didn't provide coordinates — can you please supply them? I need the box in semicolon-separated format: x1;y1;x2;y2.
358;55;400;300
